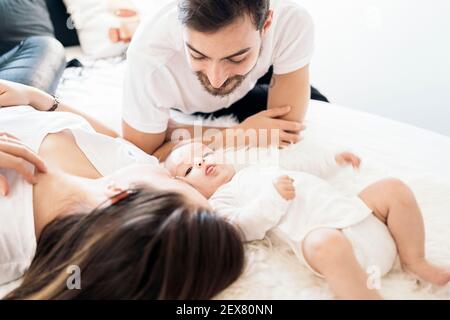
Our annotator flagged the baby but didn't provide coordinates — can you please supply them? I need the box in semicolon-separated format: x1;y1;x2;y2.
165;141;450;299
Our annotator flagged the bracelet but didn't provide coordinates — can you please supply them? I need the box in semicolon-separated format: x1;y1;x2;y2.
47;95;60;112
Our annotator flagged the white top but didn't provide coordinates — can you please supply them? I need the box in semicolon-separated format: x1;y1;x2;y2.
0;107;158;287
122;0;315;133
209;150;372;252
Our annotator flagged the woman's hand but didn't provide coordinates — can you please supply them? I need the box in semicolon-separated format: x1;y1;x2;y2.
0;133;47;196
0;80;32;108
273;175;296;201
0;80;54;111
335;152;361;169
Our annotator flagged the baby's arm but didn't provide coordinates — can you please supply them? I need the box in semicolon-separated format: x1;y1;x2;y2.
209;180;292;242
280;136;360;178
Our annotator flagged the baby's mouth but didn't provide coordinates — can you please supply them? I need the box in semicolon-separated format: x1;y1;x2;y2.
205;164;216;176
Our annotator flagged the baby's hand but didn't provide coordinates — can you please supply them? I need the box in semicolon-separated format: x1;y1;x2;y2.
335;152;361;169
273;175;296;201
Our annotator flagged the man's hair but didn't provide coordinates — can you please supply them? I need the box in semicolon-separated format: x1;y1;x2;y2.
178;0;271;33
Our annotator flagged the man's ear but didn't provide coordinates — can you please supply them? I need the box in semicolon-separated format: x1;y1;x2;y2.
261;10;274;36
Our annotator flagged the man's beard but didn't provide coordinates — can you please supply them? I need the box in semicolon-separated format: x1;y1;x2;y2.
195;45;263;97
195;72;247;97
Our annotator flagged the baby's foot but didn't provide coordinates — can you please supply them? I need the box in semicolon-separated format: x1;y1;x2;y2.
404;259;450;286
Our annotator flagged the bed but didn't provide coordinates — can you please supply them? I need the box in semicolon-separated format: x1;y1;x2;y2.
1;48;449;299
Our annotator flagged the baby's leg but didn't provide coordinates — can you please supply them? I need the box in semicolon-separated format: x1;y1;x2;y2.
303;228;382;299
359;178;450;285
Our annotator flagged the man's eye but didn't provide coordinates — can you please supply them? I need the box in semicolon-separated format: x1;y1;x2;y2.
191;55;206;61
185;167;193;176
228;57;246;64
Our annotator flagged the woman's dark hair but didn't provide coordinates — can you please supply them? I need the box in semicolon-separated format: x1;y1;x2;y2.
5;187;244;300
178;0;270;33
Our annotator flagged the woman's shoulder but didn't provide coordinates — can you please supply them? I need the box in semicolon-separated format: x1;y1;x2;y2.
0;168;36;287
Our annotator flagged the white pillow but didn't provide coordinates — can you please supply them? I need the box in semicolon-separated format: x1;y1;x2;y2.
62;0;134;58
131;0;172;17
62;0;173;58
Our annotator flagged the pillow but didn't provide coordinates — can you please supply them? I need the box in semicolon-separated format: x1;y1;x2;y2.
0;0;54;43
62;0;133;58
61;0;171;58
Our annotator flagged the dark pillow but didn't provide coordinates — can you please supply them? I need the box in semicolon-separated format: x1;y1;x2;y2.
45;0;80;47
0;0;54;42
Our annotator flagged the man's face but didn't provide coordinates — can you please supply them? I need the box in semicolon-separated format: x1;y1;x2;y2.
183;13;270;97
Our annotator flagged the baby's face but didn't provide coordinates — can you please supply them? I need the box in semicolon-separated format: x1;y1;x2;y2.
165;142;235;198
103;163;211;209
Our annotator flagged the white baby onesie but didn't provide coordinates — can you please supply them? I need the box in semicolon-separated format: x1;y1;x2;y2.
209;146;397;277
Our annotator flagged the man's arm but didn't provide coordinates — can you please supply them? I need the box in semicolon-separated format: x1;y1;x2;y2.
150;121;232;161
153;105;302;161
122;120;166;157
267;65;311;123
127;66;310;160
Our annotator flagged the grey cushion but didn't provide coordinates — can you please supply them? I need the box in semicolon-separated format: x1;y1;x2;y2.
0;0;55;42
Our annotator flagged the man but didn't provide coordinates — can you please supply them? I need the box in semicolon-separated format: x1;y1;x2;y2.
122;0;328;160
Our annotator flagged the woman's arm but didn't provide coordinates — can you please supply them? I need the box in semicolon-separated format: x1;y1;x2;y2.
0;80;119;138
29;87;120;138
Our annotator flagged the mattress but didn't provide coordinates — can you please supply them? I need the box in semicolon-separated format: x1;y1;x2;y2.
1;48;449;299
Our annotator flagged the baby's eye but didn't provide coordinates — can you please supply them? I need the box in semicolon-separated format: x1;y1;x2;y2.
203;151;214;158
185;167;193;176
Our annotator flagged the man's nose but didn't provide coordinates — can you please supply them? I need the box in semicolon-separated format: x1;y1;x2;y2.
207;63;228;88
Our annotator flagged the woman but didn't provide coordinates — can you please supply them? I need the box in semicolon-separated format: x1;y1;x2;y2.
0;80;244;299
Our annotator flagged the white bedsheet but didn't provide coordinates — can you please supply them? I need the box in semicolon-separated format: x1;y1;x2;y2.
2;50;448;299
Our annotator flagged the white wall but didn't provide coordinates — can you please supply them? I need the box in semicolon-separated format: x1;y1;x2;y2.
298;0;450;136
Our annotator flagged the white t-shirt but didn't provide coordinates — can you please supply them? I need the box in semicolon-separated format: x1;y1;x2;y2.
122;0;315;134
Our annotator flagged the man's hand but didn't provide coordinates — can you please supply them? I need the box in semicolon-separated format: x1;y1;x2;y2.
236;106;305;148
0;133;48;196
335;152;361;169
273;175;296;201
